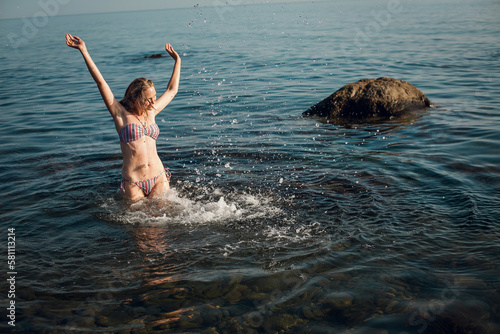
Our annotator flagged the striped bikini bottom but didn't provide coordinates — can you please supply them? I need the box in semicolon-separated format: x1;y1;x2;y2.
121;168;171;196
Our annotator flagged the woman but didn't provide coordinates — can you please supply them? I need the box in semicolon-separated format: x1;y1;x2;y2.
65;34;181;202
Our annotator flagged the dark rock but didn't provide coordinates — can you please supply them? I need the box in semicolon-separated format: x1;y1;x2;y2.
145;53;164;59
303;77;432;123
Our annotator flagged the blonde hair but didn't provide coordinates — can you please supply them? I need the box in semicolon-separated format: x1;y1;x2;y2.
120;78;154;112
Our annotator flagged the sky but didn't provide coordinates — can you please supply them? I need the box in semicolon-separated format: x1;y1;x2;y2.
0;0;309;20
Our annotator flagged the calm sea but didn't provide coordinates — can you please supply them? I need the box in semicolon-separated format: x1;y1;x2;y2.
1;0;499;332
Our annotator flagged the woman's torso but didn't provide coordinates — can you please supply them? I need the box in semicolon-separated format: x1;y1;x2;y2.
116;112;164;181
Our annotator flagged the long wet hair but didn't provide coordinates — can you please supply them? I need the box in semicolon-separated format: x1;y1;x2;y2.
119;78;154;113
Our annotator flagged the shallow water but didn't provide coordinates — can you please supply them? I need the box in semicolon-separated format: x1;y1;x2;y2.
1;0;500;333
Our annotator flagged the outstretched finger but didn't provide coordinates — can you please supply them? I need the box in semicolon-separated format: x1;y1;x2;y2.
66;34;76;44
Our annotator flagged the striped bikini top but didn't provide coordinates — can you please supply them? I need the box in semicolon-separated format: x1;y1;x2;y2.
119;123;160;143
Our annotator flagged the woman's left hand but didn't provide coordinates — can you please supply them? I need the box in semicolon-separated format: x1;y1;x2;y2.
65;34;87;52
165;43;180;61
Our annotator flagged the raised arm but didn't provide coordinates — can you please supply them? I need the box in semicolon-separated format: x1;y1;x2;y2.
154;43;181;115
65;34;122;117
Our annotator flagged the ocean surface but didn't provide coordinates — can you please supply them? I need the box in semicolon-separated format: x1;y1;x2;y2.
1;0;499;332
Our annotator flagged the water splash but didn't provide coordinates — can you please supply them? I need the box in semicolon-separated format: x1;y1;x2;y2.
100;186;285;227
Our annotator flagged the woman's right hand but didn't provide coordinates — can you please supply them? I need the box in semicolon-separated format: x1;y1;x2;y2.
66;34;86;52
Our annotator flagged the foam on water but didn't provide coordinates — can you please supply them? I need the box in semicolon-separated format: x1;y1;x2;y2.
100;185;286;227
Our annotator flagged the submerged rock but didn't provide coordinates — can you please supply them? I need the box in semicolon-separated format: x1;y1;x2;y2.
303;77;432;123
262;314;306;332
321;291;353;310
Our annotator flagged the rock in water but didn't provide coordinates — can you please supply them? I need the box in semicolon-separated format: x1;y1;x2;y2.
145;53;164;58
303;77;432;123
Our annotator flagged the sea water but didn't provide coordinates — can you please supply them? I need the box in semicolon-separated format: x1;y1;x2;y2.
1;0;499;332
